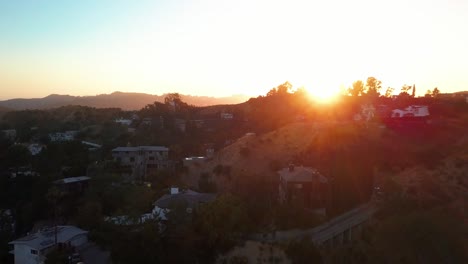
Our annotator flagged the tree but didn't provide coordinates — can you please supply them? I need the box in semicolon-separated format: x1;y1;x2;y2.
411;84;416;97
432;87;440;98
6;145;31;172
348;80;365;97
399;84;412;97
425;89;433;98
198;173;217;193
164;93;186;112
365;77;382;97
285;238;323;264
371;211;466;263
110;221;165;264
194;194;252;255
384;87;394;98
267;82;293;96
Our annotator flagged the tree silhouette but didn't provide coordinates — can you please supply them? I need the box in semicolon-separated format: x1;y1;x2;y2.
348;80;365;97
366;77;382;97
432;87;440;98
384;87;394;98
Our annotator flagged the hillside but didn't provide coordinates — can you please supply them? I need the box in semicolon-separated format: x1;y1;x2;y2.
183;107;468;216
0;92;250;110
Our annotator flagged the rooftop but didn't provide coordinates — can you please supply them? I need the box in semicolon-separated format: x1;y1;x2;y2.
154;190;216;209
53;176;91;185
112;146;169;152
9;226;88;250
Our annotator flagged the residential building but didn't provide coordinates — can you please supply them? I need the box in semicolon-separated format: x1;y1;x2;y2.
53;176;91;194
220;112;234;119
278;165;329;211
142;117;152;126
115;118;132;126
27;144;44;156
175;119;187;132
183;156;207;167
112;146;170;179
9;226;88;264
391;105;429;118
48;131;78;142
152;188;216;221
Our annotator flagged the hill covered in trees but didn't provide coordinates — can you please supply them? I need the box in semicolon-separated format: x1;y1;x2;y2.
0;92;250;110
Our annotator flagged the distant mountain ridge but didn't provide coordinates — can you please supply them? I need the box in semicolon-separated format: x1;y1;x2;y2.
0;92;251;110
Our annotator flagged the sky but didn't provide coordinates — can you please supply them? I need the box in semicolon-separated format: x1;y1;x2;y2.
0;0;467;100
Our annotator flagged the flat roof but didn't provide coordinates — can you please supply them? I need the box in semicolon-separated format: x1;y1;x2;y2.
112;146;169;152
54;176;91;185
9;226;87;250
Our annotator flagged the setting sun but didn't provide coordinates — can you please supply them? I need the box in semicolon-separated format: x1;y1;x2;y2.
306;87;341;103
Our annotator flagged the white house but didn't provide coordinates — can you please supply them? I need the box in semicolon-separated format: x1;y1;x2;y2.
9;226;88;264
391;105;429;118
115;118;132;126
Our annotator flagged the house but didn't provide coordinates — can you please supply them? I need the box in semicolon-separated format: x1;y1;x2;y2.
278;165;329;211
81;141;102;151
141;117;152;126
152;188;216;221
53;176;91;194
105;213;155;226
391;105;429;118
49;131;78;142
27;144;44;156
9;167;40;178
105;188;215;226
9;226;88;264
115;118;132;126
183;156;207;167
175;119;187;132
220;112;234;119
112;146;171;179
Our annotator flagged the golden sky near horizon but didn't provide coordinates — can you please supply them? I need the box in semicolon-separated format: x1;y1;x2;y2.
0;0;467;100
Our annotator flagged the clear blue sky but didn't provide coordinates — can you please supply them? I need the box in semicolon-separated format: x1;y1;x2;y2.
1;0;467;99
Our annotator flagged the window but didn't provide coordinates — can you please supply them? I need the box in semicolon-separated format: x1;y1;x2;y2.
149;157;155;161
31;249;38;255
130;157;135;162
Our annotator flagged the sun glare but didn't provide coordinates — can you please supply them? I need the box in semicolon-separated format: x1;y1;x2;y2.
306;87;340;103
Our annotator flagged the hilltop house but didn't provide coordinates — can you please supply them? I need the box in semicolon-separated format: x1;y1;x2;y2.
9;226;88;264
391;105;429;118
278;165;329;212
112;146;170;179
